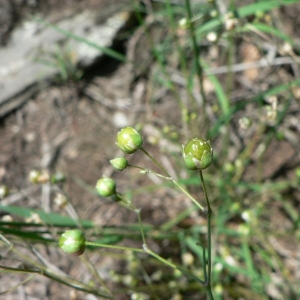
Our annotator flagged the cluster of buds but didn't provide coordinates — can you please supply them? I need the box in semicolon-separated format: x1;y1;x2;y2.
59;127;214;259
95;127;144;200
29;170;50;184
265;96;278;122
29;170;65;184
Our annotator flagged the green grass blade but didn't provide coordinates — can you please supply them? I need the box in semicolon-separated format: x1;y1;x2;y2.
196;0;300;37
240;23;294;44
208;77;300;138
202;61;230;114
185;236;204;263
0;205;94;228
239;0;300;17
35;18;127;63
0;226;54;243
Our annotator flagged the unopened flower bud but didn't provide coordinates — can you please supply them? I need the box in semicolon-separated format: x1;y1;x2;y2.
210;9;218;18
265;105;277;121
182;252;194;266
29;170;50;184
29;170;41;184
58;230;86;256
224;12;238;31
1;215;14;222
281;42;293;55
207;32;218;42
96;177;116;197
255;10;264;20
110;157;128;171
239;117;252;129
225;18;238;31
0;185;9;198
116;127;143;154
179;18;189;29
37;172;50;184
54;193;68;208
182;138;213;170
50;172;66;184
25;213;42;224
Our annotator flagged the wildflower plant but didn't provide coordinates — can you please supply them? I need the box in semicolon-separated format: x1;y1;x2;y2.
59;127;215;299
0;0;299;298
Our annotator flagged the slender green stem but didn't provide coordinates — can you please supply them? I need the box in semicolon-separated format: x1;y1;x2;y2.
172;180;204;211
140;147;205;211
86;241;205;285
80;254;112;296
199;170;214;299
132;0;188;132
185;0;207;107
202;246;207;282
166;0;197;118
0;264;112;298
160;205;199;231
146;247;177;269
56;196;112;295
206;213;213;300
207;286;214;300
0;234;47;270
140;147;169;177
85;242;145;253
145;247;205;285
226;31;234;98
0;236;112;298
128;164;172;180
136;209;146;245
113;193;135;210
138;148;212;292
112;192;147;246
0;268;36;295
199;170;211;212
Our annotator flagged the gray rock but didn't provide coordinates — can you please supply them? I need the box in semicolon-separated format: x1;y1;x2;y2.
0;9;131;117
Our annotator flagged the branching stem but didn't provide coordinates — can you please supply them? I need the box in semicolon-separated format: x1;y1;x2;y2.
140;147;205;211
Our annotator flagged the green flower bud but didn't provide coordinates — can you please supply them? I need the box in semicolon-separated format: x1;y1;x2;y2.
96;177;116;197
58;229;86;256
0;185;9;198
239;117;252;129
29;170;41;184
110;157;128;171
29;170;50;184
116;127;143;154
182;138;213;170
178;18;189;29
255;10;265;19
50;172;66;184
